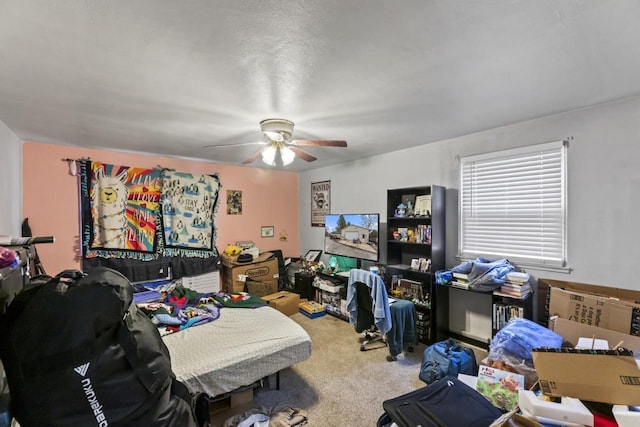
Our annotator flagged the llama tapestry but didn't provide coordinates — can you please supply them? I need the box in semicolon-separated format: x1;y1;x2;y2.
80;161;162;258
161;170;220;257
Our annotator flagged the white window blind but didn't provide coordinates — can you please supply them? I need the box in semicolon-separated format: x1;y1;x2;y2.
459;140;567;267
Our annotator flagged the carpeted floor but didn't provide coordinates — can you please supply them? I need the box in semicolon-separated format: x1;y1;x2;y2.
212;311;435;426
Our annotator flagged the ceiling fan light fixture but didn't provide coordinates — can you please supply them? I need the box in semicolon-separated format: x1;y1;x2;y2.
280;146;295;166
261;145;277;166
260;118;294;140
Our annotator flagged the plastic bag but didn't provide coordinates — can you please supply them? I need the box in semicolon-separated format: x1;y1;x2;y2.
489;317;563;364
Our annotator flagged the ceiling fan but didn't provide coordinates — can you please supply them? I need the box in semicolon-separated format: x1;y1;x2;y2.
205;118;347;166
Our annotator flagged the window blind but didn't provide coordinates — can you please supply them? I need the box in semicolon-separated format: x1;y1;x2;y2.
459;140;567;267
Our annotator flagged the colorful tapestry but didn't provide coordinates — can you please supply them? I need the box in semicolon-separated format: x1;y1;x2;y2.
81;161;162;256
161;170;220;257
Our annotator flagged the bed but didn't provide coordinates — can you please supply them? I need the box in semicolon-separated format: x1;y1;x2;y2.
161;305;312;397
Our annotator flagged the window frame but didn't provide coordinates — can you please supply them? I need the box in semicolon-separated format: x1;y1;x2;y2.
457;140;568;269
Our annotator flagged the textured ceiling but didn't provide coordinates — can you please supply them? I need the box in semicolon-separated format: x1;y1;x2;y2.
1;1;640;171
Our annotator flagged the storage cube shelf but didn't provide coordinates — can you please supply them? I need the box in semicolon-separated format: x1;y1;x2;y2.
385;185;446;344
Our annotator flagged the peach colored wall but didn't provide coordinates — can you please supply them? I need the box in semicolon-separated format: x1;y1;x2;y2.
22;141;299;275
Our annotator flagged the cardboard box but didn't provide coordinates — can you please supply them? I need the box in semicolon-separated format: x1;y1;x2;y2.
538;279;640;336
532;317;640;405
548;286;640;336
220;252;279;293
246;279;278;297
549;317;640;350
261;291;300;316
299;299;326;318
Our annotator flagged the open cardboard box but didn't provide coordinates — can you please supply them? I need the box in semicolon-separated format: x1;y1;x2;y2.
548;286;640;335
539;278;640;336
532;317;640;405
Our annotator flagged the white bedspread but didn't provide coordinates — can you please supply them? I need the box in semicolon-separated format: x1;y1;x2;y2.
162;306;312;397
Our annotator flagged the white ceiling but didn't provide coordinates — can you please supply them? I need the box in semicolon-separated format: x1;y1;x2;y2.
1;1;640;172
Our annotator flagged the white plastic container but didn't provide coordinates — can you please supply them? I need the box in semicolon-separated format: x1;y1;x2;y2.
612;405;640;427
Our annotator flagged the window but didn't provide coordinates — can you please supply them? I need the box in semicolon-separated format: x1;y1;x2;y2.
458;140;567;268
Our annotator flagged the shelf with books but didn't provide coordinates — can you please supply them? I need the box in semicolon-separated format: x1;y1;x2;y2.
386;185;446;344
491;291;533;335
388;223;432;245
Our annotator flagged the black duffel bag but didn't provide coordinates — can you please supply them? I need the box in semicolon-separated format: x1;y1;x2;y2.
0;267;206;427
378;376;502;427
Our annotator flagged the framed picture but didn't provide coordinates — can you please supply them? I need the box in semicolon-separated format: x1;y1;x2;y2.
304;250;322;262
311;180;331;227
226;190;242;215
261;226;274;238
414;194;432;217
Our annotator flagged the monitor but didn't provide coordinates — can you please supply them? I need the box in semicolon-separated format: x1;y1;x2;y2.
324;213;380;263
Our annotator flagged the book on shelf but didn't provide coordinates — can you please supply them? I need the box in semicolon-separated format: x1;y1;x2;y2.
505;272;530;284
498;279;532;298
493;303;524;330
415;224;432;244
476;365;525;412
494;288;531;299
452;272;469;281
450;281;470;290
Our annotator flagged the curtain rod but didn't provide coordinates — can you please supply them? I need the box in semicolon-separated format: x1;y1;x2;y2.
62;157;91;176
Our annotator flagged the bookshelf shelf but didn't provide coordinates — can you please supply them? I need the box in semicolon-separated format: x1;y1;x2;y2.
386;185;446;344
491;291;533;335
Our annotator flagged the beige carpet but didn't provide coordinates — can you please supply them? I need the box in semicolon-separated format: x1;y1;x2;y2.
215;312;429;426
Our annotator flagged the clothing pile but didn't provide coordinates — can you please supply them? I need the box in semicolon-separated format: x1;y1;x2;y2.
223;405;308;427
450;257;515;292
137;285;268;335
0;246;19;269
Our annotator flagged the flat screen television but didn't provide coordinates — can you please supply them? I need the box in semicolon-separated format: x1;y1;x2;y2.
324;213;380;263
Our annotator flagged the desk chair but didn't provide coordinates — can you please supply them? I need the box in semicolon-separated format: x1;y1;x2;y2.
346;269;392;352
354;281;386;351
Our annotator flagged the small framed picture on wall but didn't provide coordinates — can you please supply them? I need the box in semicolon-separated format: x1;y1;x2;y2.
261;226;274;238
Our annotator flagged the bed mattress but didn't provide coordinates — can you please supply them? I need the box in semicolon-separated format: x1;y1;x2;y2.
162;306;312;397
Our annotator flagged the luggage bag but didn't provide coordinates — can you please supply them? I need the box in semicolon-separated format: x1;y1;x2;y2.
419;338;478;384
377;376;502;427
0;267;206;427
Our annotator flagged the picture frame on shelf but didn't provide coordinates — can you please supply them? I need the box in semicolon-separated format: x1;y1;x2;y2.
414;194;432;217
419;258;431;272
261;226;274;238
304;250;322;262
410;258;420;270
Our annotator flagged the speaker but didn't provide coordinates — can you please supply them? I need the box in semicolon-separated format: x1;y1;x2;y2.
294;271;314;301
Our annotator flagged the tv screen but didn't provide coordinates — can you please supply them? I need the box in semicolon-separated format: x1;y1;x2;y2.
324;213;380;262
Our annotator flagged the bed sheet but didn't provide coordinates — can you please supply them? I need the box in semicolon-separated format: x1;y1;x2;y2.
162;306;312;397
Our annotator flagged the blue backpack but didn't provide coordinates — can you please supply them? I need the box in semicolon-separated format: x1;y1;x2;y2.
419;339;478;384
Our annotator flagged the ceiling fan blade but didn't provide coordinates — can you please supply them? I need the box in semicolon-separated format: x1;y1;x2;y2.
203;141;265;149
291;140;347;147
242;147;267;164
289;146;317;162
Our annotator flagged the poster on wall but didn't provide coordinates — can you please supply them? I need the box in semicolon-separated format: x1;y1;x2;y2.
227;190;242;215
311;180;331;227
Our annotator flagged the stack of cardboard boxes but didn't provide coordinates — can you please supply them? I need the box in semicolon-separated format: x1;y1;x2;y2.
220;251;279;296
533;278;640;406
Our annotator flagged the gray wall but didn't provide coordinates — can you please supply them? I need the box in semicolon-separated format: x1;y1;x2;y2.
298;96;640;342
0;120;21;236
